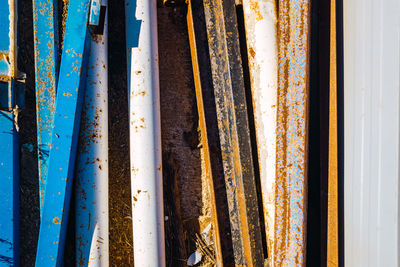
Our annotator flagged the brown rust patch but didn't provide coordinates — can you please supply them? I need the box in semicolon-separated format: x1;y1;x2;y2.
249;0;264;21
53;216;61;224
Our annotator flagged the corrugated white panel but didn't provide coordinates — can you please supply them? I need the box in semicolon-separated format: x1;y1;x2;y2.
344;0;400;266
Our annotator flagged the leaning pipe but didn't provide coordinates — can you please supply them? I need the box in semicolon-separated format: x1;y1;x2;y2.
242;1;278;265
75;1;109;266
125;0;165;266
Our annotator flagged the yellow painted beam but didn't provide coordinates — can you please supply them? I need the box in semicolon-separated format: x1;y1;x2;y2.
327;0;338;265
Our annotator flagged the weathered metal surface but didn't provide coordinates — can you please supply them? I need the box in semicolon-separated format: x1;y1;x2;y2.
242;0;277;264
186;1;223;265
32;0;58;213
186;0;235;264
75;1;108;266
344;0;400;265
327;0;338;265
0;0;21;265
0;0;15;80
89;0;101;26
274;0;311;265
35;0;91;265
200;0;265;265
0;109;19;267
125;0;165;265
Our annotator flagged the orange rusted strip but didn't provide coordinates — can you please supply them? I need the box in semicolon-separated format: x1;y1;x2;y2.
275;0;311;265
186;2;223;266
327;0;338;265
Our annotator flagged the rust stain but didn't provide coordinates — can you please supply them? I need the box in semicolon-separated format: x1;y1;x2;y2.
249;0;263;21
186;2;223;266
327;0;338;265
53;216;61;224
274;0;311;265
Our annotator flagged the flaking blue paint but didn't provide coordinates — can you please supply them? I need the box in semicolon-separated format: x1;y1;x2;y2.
32;0;59;216
35;0;91;265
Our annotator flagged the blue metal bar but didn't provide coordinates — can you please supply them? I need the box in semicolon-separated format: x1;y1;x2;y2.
75;2;109;266
0;0;22;265
0;108;19;267
35;0;91;265
89;0;101;26
0;2;11;79
32;0;58;214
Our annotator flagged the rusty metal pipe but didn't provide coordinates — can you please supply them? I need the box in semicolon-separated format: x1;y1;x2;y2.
75;1;109;266
125;0;165;265
274;0;311;265
242;1;278;265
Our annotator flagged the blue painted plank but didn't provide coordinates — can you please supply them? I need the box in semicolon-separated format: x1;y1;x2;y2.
35;0;91;265
0;0;10;77
32;0;59;214
0;110;19;267
0;0;20;265
89;0;101;26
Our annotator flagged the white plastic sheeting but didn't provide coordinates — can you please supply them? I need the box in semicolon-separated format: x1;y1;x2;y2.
344;0;400;265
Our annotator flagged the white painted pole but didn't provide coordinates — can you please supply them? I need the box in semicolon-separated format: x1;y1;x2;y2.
242;1;277;265
344;0;400;266
125;0;165;266
75;1;109;265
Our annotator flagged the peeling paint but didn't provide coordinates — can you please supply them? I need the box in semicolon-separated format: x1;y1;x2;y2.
274;0;311;265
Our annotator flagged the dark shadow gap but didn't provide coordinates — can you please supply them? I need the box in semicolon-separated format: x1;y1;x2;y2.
336;0;344;265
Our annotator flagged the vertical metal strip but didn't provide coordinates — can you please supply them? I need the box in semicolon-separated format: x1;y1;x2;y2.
125;0;165;265
202;0;264;265
327;0;338;265
0;111;19;266
35;0;91;265
0;0;20;264
32;0;58;213
75;2;109;266
275;0;311;265
8;0;17;79
242;1;278;264
186;1;223;265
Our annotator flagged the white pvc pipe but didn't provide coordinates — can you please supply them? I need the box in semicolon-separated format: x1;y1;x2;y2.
242;1;277;265
125;0;165;266
75;1;109;265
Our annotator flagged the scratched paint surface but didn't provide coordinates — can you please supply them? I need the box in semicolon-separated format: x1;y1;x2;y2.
32;0;58;213
0;111;19;266
0;0;19;265
35;0;91;265
275;0;311;265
